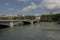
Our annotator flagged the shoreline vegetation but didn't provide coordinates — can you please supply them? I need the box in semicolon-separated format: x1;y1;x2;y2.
0;14;60;22
40;14;60;22
0;16;35;20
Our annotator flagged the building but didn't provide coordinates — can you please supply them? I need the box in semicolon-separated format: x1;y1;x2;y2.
33;14;41;20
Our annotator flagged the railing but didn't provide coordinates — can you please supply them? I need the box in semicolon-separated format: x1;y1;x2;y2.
0;19;37;21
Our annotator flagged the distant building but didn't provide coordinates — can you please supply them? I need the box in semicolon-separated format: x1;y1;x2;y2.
33;14;41;20
35;16;41;21
18;13;25;17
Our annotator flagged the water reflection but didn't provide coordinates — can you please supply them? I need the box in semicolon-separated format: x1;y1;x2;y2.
0;22;60;40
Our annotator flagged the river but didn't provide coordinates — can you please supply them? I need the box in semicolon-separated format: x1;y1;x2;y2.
0;22;60;40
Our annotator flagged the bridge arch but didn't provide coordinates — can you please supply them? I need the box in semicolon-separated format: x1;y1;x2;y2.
0;24;9;29
22;21;31;25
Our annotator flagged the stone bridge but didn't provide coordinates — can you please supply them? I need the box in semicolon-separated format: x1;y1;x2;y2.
0;20;39;28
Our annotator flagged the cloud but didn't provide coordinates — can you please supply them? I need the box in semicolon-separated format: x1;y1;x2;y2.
39;0;60;10
17;0;30;2
5;3;8;5
22;2;38;13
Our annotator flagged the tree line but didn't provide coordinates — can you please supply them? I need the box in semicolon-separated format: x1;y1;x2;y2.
40;14;60;22
0;14;60;22
0;16;35;20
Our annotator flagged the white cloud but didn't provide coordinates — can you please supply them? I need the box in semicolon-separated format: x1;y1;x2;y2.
40;0;60;9
22;2;38;13
17;0;30;2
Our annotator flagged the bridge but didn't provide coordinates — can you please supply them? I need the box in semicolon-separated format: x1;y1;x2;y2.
0;20;39;28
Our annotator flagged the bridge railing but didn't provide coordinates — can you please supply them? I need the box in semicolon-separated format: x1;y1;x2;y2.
0;19;37;21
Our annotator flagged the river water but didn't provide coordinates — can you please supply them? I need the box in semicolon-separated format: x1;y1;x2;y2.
0;22;60;40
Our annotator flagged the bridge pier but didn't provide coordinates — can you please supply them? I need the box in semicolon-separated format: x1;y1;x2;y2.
37;20;40;23
9;20;14;27
30;21;33;25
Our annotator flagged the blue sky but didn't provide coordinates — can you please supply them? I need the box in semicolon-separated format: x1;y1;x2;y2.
0;0;60;15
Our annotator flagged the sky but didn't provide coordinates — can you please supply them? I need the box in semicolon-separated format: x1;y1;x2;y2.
0;0;60;15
